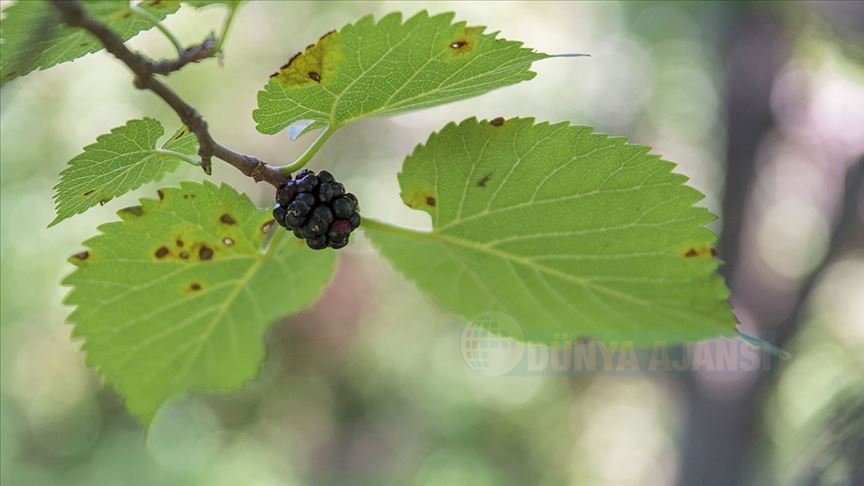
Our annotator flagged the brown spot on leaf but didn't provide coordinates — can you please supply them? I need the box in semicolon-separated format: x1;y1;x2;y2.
220;213;236;225
271;29;340;87
490;117;505;127
199;246;214;261
280;52;302;71
189;283;202;292
157;190;165;200
155;246;170;259
477;173;493;187
448;27;480;55
83;189;96;197
176;239;184;247
119;205;143;217
222;237;235;247
682;244;716;258
179;251;190;260
273;53;302;77
261;219;276;233
72;250;90;261
426;196;437;207
98;199;110;206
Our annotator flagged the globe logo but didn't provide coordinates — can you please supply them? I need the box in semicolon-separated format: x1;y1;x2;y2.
460;312;525;376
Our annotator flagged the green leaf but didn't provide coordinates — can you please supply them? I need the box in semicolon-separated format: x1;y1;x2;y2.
365;118;736;345
0;0;181;85
63;182;336;423
50;118;198;227
253;11;548;137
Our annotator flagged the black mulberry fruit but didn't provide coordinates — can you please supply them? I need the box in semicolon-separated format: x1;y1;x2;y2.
273;170;361;250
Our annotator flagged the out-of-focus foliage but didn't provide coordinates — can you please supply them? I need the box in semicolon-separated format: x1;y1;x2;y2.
0;0;181;85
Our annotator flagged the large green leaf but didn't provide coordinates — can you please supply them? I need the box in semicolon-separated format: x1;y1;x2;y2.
0;0;181;86
365;118;735;345
63;182;336;423
50;118;197;227
253;11;548;137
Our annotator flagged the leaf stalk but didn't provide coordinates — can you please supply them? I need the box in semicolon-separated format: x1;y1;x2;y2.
156;148;201;167
280;126;335;175
129;4;184;55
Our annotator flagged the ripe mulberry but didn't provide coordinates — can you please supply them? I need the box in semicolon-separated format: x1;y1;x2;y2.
272;170;361;250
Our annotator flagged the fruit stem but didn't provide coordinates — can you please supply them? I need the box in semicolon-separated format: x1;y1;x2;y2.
156;149;201;167
130;4;184;55
280;126;335;175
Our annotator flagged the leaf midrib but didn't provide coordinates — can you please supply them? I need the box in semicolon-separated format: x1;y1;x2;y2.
364;220;667;307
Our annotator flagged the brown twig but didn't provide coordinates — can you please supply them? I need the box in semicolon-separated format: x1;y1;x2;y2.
151;34;218;75
50;0;287;187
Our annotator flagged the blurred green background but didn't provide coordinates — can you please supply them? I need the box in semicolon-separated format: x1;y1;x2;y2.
1;1;862;485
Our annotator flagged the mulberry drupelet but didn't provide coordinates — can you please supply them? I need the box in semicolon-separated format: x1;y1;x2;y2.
272;170;361;250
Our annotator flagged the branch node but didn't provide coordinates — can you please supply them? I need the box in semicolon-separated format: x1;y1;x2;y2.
251;160;268;183
151;34;218;75
49;0;285;188
200;154;213;175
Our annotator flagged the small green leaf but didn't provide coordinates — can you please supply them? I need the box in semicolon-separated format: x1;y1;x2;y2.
64;181;336;423
253;11;548;137
0;0;181;85
50;118;198;227
365;118;736;345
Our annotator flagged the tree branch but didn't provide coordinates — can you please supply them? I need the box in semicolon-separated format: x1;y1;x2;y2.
50;0;287;187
